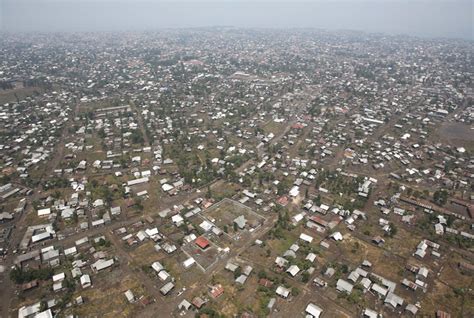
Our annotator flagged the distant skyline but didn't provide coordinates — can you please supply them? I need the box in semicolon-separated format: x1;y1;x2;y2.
1;0;472;40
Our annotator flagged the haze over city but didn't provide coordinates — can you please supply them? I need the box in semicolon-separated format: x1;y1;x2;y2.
2;0;473;40
0;1;473;318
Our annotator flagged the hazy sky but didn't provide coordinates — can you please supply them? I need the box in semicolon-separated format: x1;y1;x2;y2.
1;0;472;40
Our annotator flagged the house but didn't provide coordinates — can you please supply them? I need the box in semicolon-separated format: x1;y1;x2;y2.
183;257;195;269
225;262;239;272
243;265;253;276
64;246;77;257
158;270;171;281
305;303;323;318
324;267;335;278
286;265;300;277
80;274;91;288
258;278;274;288
52;272;65;283
313;277;327;287
363;308;379;318
92;199;104;208
289;186;299;197
336;279;353;293
275;256;288;268
458;261;474;274
91;258;114;272
331;232;343;241
348;271;360;283
152;261;164;273
235;274;248;284
160;282;175;295
299;233;314;243
276;196;289;206
210;284;224;298
71;267;82;279
405;304;418;315
127;177;149;186
417;266;429;280
18;303;42;318
292;213;305;224
162;242;177;254
110;206;121;216
233;215;247;229
434;223;444;235
192;297;206;309
267;297;276;310
384;292;404;308
275;285;290;298
195;236;210;249
371;283;388;298
0;212;13;221
436;310;451;318
171;214;184;226
21;280;39;292
306;252;317;263
284;249;296;259
372;236;385;246
124;289;135;303
199;220;214;232
178;299;192;311
37;208;51;217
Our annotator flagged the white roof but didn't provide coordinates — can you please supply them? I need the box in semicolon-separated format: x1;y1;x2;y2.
286;265;300;277
18;303;41;318
299;233;314;243
145;228;159;236
171;214;184;224
183;257;196;268
331;232;343;241
92;258;114;271
152;261;164;273
276;285;290;298
161;183;174;192
52;272;65;282
384;292;404;308
124;289;135;302
336;279;353;293
34;309;53;318
127;177;149;186
289;186;300;197
158;270;170;281
80;274;91;286
363;308;378;318
37;208;51;216
64;246;77;256
305;303;323;318
371;283;388;297
306;252;317;262
199;220;214;232
31;231;52;243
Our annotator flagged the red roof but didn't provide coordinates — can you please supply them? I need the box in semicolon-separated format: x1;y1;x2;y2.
436;311;451;318
210;284;224;298
195;236;210;249
276;196;289;206
291;123;305;129
258;278;273;288
309;215;329;227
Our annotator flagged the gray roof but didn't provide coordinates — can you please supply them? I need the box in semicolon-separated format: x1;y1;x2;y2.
336;279;353;293
160;282;175;295
235;274;248;284
233;215;247;229
384;292;404;308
